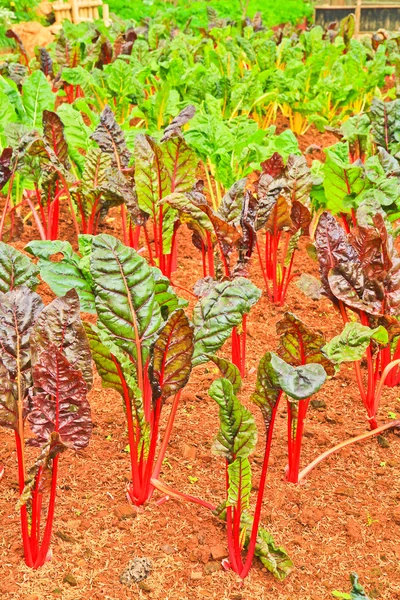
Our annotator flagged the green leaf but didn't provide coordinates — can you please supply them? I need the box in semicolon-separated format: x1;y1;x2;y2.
90;234;162;363
192;278;261;365
350;573;370;599
151;267;188;317
323;323;388;364
206;355;242;393
21;70;55;129
209;378;257;462
254;527;294;581
0;242;39;293
269;353;327;400
251;351;282;429
227;457;252;509
25;240;96;313
323;144;368;214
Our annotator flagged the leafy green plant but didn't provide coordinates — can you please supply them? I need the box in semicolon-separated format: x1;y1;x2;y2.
152;348;326;578
0;243;93;568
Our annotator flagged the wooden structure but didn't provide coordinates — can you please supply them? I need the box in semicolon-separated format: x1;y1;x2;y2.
314;0;400;33
52;0;109;28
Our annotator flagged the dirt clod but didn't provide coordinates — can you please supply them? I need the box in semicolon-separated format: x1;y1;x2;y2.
113;504;137;520
210;544;228;561
63;573;77;587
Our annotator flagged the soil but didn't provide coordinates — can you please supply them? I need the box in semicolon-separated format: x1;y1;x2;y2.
1;123;400;600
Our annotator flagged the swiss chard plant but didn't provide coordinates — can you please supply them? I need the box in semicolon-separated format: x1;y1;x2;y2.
0;243;93;568
27;233;260;505
246;152;312;305
162;178;262;375
313;211;400;428
151;349;326;578
276;312;334;484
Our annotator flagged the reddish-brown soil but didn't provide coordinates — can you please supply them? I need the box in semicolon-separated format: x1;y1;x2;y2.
1;126;400;600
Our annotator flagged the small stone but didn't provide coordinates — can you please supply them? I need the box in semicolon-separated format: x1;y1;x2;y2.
292;535;304;547
182;444;197;460
55;531;77;543
161;544;176;555
311;399;326;410
377;435;390;448
139;582;152;592
335;486;354;497
63;573;77;587
204;561;220;574
210;544;228;561
113;505;137;520
190;570;203;580
26;595;39;600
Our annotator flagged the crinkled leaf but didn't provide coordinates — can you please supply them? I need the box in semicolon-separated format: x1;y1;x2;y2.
217;179;246;227
290;200;311;235
91;105;131;170
161;105;196;141
0;242;39;293
0;287;44;398
192;278;261;365
269;353;327;401
257;195;292;233
151;267;188;317
206;354;242;393
323;322;388;364
25;240;95;313
369;97;400;152
30;290;93;389
135;134;167;218
315;211;359;302
43;110;69;168
161;191;213;243
0;148;13;189
254;527;294;581
151;309;194;401
28;346;92;449
90;234;162;362
251;351;282;430
0;359;16;430
277;312;335;376
209;378;257;462
285;154;313;205
162;136;197;195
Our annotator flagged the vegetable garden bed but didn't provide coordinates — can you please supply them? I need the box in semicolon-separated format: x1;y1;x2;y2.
1;13;400;600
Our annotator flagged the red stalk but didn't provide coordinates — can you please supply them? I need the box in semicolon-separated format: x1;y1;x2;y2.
15;432;33;567
33;455;59;568
240;394;282;578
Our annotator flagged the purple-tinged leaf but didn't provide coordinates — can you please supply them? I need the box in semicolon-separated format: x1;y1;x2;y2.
91;105;131;170
28;345;92;450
